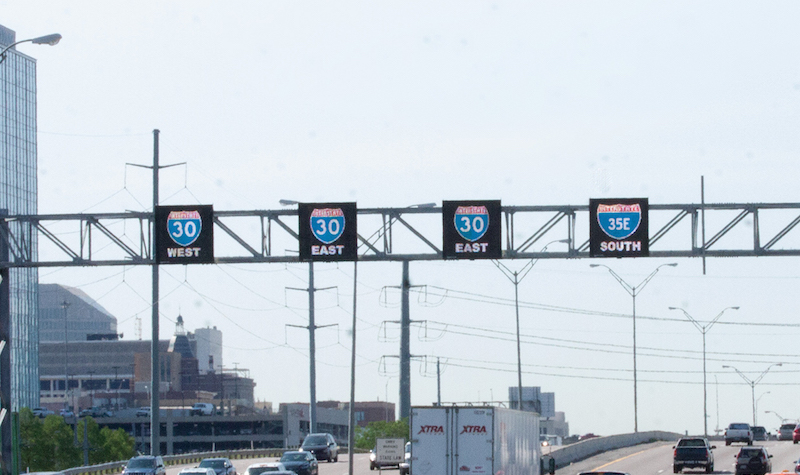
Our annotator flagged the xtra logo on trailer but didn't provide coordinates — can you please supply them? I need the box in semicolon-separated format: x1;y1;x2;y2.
417;425;444;434
589;198;649;257
459;425;487;434
155;205;214;264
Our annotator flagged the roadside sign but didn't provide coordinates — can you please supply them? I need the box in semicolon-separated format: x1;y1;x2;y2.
298;202;358;261
442;200;501;259
376;438;405;465
155;205;215;264
589;198;649;257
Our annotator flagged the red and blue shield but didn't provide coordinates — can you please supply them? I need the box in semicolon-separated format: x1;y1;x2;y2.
310;208;346;244
597;203;641;240
167;210;202;246
454;206;489;242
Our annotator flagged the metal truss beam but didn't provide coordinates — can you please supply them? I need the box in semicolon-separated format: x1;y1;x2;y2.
4;202;800;268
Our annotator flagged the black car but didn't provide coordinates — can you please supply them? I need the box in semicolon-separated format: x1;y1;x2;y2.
122;455;166;475
279;451;318;475
301;432;339;462
673;437;715;473
199;458;237;475
735;446;772;475
751;426;768;441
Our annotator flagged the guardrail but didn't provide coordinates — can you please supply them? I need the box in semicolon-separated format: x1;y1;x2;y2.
57;447;369;475
548;430;683;469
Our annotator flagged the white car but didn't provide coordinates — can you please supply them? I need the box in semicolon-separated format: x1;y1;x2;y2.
244;463;289;475
31;407;54;418
179;469;216;475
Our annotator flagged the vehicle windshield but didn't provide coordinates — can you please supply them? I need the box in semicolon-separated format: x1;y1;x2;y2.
280;453;306;462
246;469;278;475
781;424;795;429
677;439;705;447
303;435;327;445
199;460;226;469
128;458;156;469
729;423;749;430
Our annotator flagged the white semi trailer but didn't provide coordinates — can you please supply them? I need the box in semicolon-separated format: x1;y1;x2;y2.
409;405;541;475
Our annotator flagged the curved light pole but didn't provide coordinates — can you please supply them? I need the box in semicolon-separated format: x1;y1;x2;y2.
764;410;786;423
669;306;739;437
494;238;570;411
755;391;770;425
0;33;61;64
590;262;678;432
722;363;783;426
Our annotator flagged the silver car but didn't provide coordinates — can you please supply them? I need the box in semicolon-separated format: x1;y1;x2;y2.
779;423;796;441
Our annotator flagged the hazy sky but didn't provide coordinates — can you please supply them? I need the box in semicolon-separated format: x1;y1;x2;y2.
5;1;800;437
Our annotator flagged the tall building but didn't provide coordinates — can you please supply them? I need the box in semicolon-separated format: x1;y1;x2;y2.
0;24;40;409
193;326;222;374
38;284;118;342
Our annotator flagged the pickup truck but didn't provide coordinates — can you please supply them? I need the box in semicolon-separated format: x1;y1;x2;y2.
725;422;753;446
673;437;715;473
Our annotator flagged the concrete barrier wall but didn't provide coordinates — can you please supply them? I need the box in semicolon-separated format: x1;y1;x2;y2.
548;431;683;469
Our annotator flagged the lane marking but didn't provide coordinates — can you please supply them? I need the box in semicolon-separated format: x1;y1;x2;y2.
591;447;658;471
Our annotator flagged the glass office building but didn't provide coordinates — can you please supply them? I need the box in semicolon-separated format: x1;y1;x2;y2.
0;24;40;409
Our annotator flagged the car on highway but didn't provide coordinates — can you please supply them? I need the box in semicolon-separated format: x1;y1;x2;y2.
752;426;768;441
178;469;216;475
31;407;54;418
79;407;112;418
778;423;795;440
199;458;237;475
136;406;151;417
725;422;753;446
399;441;410;475
59;408;74;418
370;445;403;471
279;451;318;475
793;424;800;444
243;463;289;475
300;432;339;462
734;446;772;475
122;455;166;475
672;437;715;473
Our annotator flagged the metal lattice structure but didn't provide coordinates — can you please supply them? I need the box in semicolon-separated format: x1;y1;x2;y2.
3;202;800;267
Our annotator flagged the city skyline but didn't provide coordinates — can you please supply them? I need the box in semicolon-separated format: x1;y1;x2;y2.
3;2;800;437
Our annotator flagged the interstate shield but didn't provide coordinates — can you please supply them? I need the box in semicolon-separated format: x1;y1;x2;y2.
454;206;490;242
310;208;346;244
597;203;642;240
167;210;203;247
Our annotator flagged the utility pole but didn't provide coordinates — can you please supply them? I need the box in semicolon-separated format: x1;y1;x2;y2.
286;262;336;434
61;300;70;410
400;262;410;420
436;358;441;406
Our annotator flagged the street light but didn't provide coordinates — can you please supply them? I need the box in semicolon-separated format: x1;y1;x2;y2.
669;306;739;437
764;410;786;423
0;33;62;64
755;391;770;423
495;238;570;411
590;262;678;432
722;363;783;426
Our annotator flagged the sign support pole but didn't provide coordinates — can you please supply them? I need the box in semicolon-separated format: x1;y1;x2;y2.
150;129;161;455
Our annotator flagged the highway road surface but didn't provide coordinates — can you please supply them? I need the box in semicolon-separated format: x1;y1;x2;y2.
163;439;800;475
558;440;800;475
166;452;376;475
